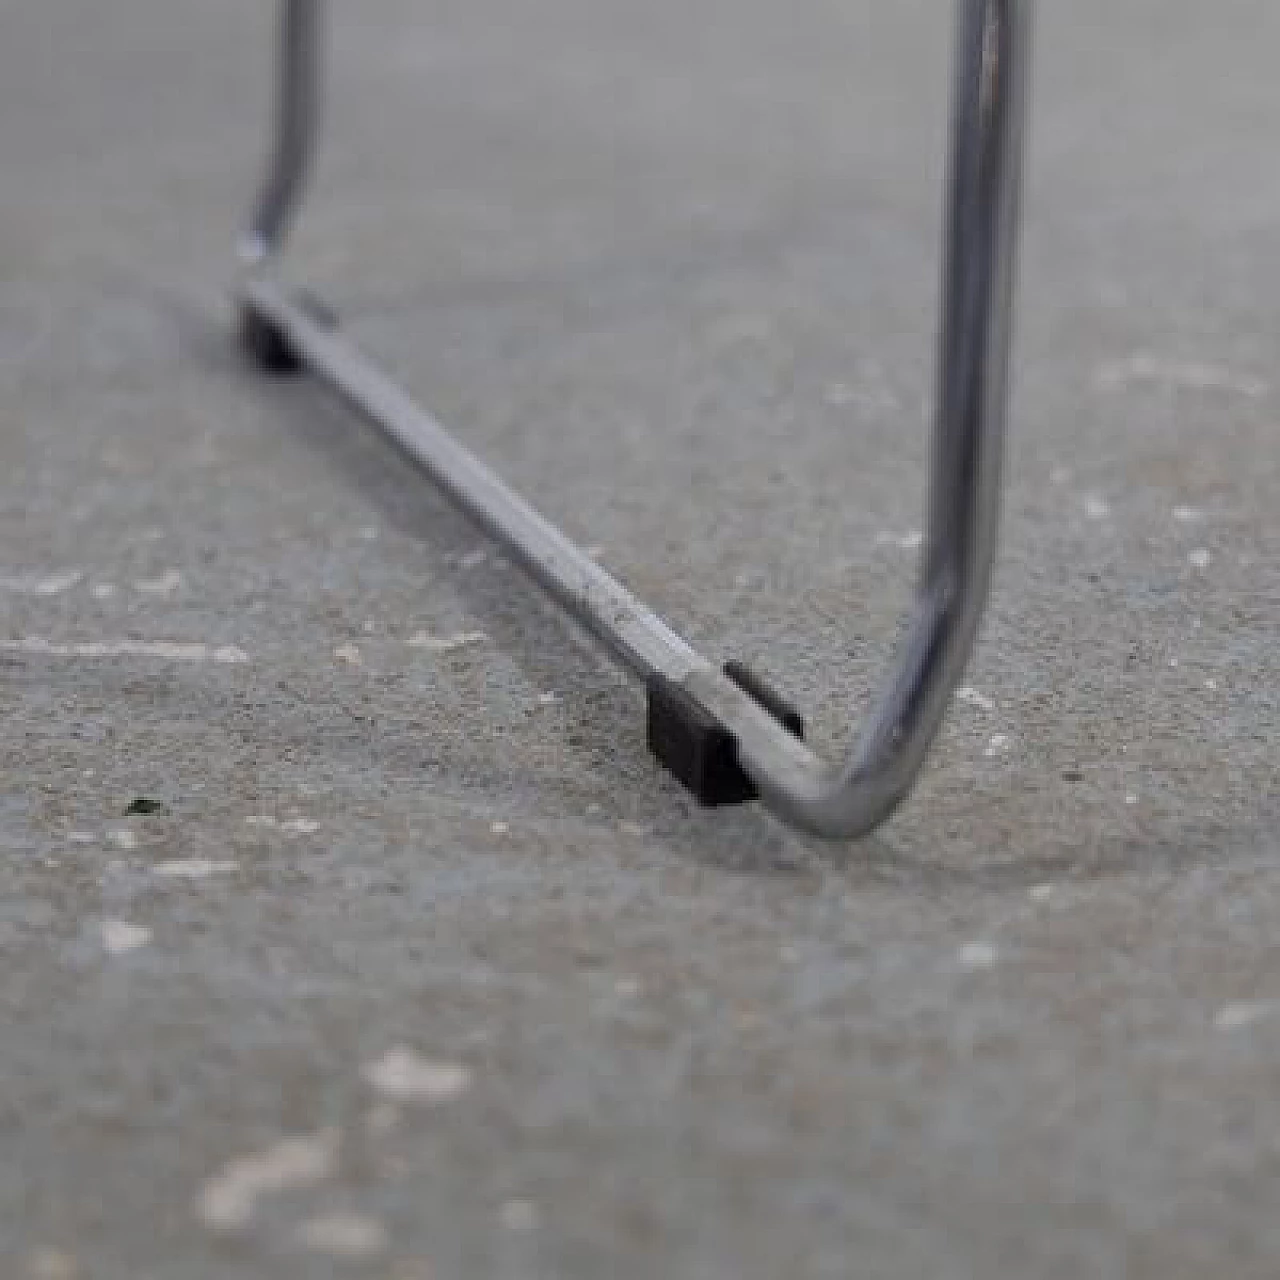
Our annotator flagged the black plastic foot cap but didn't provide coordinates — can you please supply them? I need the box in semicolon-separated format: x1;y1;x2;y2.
239;303;304;375
646;664;804;807
238;292;336;375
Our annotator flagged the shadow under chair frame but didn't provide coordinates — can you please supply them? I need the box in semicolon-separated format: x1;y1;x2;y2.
234;0;1033;840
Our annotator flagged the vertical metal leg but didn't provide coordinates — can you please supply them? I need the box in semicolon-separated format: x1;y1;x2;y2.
234;0;1033;840
239;0;322;272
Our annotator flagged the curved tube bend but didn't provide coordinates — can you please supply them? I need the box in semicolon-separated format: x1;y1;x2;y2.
726;0;1031;837
238;0;1032;840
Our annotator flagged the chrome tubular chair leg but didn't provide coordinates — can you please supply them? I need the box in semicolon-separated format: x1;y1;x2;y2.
235;0;1032;840
240;0;321;272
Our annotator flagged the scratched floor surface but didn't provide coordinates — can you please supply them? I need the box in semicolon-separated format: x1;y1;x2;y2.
1;1;1278;1277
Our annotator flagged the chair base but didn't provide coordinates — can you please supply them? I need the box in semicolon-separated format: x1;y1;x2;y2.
231;0;1033;840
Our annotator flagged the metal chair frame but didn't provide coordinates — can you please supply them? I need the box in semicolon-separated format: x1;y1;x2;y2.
235;0;1032;839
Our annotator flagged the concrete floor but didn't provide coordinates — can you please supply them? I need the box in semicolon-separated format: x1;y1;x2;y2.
1;1;1278;1276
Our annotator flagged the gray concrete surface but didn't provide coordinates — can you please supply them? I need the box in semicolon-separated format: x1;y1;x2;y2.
1;1;1278;1276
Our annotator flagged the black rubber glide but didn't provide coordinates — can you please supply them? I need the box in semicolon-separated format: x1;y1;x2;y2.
240;303;303;374
647;663;804;806
239;292;337;375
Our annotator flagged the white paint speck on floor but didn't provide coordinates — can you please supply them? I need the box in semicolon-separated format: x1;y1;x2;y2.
957;685;996;712
363;1047;472;1106
0;638;248;663
101;920;152;955
957;942;999;971
1214;1001;1277;1032
1093;353;1268;398
133;569;183;595
151;859;238;879
244;816;321;835
874;529;924;551
406;629;487;653
196;1130;340;1232
0;569;83;596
